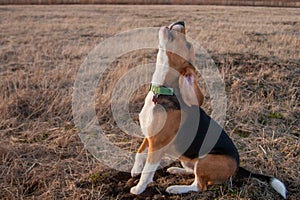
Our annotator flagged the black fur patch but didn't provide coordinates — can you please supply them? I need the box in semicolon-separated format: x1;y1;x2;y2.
174;106;240;164
155;95;181;110
154;95;239;164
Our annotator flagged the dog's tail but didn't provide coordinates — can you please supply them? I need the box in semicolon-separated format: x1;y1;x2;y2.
236;167;287;199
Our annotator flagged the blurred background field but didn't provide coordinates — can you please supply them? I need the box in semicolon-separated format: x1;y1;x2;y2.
0;4;299;200
0;0;300;7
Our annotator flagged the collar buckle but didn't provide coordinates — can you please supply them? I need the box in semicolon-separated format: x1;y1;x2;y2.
150;84;174;96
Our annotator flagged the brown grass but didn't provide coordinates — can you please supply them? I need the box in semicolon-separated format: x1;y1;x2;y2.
0;5;299;199
0;0;300;7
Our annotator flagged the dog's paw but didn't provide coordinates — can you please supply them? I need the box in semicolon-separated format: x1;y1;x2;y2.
130;185;145;195
166;185;184;194
166;167;186;175
166;185;198;194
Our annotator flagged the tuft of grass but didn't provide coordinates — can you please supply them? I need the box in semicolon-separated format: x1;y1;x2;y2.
258;117;267;125
234;129;251;138
89;173;101;184
268;112;284;119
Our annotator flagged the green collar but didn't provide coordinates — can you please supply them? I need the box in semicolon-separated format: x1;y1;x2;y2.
150;84;174;96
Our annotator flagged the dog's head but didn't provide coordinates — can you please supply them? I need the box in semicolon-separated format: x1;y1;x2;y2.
155;21;203;107
159;21;193;71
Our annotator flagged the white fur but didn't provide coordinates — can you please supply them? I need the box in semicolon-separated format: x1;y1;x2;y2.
130;162;160;195
138;29;169;137
167;161;194;175
166;180;198;194
167;167;187;175
131;148;148;177
151;49;169;86
151;28;169;86
270;178;287;199
171;24;184;31
139;92;155;137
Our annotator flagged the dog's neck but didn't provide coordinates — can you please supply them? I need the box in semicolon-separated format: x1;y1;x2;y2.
151;48;179;88
151;47;169;86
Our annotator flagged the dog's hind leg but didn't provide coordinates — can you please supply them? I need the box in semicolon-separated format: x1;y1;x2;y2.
166;177;199;194
195;154;237;192
167;155;237;194
166;161;199;194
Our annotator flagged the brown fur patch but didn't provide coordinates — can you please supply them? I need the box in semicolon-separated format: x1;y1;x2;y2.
192;154;238;191
137;138;148;153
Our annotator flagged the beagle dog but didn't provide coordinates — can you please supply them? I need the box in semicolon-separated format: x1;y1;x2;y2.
130;21;287;199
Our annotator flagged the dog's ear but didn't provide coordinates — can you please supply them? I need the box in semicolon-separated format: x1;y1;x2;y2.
178;67;204;107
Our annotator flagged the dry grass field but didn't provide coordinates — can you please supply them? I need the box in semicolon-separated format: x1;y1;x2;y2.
1;0;300;7
0;5;299;200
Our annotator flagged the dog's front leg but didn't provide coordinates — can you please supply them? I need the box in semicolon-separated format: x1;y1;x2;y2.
131;138;148;177
130;150;163;195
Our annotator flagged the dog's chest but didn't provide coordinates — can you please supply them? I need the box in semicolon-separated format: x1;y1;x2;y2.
139;91;181;137
139;92;156;137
